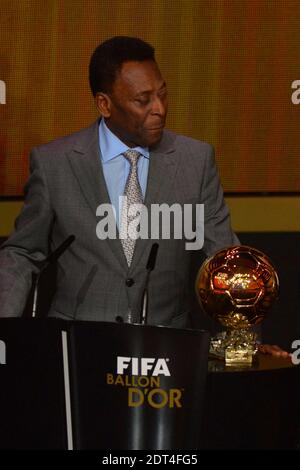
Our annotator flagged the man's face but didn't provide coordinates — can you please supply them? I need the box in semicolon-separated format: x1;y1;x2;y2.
97;60;168;148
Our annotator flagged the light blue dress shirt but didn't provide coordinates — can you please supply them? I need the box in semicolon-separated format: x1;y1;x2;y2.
98;119;150;227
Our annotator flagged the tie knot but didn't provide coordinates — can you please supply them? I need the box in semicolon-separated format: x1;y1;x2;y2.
123;149;141;165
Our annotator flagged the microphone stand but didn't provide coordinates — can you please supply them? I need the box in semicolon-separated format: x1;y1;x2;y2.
140;243;159;325
140;274;150;326
32;273;41;318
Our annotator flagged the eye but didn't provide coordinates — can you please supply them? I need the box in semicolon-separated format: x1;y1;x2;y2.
135;97;150;105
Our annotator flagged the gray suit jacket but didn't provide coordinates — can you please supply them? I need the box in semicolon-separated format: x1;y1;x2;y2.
0;120;239;326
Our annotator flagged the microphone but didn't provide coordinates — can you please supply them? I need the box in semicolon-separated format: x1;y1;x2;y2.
44;235;75;266
140;243;159;325
32;235;75;318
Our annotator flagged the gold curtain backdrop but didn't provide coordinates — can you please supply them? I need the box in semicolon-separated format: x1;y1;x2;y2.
0;0;300;195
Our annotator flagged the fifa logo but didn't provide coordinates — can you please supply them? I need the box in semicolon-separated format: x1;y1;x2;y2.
0;340;6;365
117;356;170;376
107;356;182;408
291;80;300;105
0;80;6;104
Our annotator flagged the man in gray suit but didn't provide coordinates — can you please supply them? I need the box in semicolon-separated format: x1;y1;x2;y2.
0;36;289;356
0;36;238;325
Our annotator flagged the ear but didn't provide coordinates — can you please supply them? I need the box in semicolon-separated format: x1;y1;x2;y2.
95;92;111;118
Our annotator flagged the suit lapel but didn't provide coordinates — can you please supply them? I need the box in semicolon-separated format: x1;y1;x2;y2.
66;120;128;270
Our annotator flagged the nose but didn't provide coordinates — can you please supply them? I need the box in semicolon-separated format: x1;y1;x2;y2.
151;95;166;116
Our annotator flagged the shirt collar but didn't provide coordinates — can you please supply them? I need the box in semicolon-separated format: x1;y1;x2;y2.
99;118;149;162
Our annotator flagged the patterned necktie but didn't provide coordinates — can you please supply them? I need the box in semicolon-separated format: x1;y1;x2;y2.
120;149;143;266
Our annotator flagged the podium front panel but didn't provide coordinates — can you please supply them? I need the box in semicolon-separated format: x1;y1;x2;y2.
68;322;210;450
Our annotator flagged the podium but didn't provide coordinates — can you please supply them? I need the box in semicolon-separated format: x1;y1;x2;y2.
68;321;210;449
0;318;210;450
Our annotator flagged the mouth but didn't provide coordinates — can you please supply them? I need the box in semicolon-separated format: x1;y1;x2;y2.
147;126;164;131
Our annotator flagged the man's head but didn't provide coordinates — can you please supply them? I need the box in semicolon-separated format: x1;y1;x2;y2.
89;36;168;148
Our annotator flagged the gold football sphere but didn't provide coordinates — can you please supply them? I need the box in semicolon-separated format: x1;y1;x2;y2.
195;245;279;329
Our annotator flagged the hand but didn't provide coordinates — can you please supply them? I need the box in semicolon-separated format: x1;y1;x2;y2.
258;343;291;358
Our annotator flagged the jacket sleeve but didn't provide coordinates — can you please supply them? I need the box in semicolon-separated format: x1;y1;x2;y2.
200;144;240;257
0;148;54;317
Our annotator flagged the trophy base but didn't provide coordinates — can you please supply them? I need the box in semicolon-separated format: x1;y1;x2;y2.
210;329;258;366
225;348;253;366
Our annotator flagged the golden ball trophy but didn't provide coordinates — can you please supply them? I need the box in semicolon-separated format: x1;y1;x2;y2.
195;245;279;366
